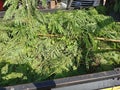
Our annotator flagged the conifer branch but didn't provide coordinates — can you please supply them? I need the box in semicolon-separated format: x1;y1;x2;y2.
96;37;120;43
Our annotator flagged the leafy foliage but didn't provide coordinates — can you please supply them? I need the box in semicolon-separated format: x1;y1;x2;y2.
114;0;120;13
0;8;120;86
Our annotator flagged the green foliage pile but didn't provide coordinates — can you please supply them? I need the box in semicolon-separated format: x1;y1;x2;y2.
95;5;107;14
0;8;120;86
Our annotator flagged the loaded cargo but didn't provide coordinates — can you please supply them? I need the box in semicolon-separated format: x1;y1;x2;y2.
0;0;120;90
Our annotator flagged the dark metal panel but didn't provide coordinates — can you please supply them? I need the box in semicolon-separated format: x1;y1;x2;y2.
3;80;56;90
0;11;5;18
0;68;120;90
53;70;119;88
71;0;94;7
52;79;115;90
0;87;6;90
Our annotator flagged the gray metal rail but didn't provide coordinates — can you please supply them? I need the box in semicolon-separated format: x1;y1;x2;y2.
0;68;120;90
0;11;5;18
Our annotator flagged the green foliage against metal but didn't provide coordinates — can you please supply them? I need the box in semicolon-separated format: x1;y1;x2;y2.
0;8;120;86
3;0;45;28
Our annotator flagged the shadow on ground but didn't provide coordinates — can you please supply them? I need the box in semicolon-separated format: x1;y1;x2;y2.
0;62;42;86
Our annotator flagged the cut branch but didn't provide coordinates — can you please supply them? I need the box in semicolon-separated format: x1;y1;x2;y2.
95;37;120;43
98;48;120;51
37;34;120;43
38;34;61;37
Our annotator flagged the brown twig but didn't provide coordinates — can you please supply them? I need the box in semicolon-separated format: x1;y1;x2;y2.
95;37;120;43
38;34;120;43
38;34;61;37
98;48;120;51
